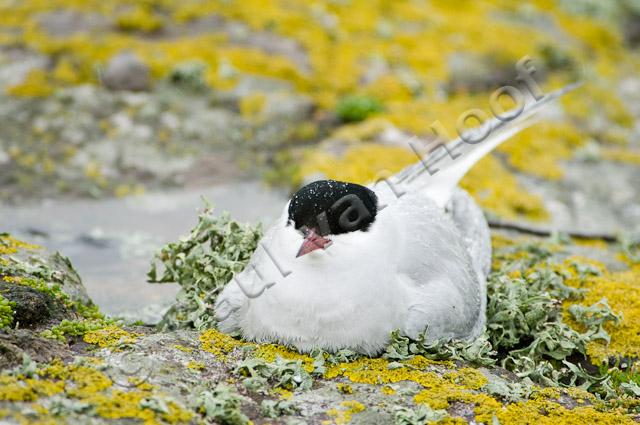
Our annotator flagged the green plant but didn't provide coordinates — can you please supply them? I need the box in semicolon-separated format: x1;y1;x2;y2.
260;399;299;418
335;95;384;122
0;295;15;329
148;201;262;330
234;356;312;391
168;61;208;91
41;318;114;343
195;384;250;425
392;404;447;425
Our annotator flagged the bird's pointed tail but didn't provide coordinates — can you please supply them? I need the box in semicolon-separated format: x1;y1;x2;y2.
389;83;580;207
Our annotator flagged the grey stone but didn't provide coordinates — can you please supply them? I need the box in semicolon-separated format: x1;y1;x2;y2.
36;10;109;37
102;51;151;92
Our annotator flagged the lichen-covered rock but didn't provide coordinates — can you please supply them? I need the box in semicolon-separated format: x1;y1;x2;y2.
0;330;72;370
101;51;151;92
2;232;640;424
0;282;70;327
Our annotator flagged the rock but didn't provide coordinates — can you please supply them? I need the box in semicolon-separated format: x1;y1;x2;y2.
520;159;640;234
0;253;87;329
0;49;48;91
0;329;72;370
36;10;109;37
0;283;58;327
625;15;640;46
447;53;515;93
46;253;92;306
101;51;150;92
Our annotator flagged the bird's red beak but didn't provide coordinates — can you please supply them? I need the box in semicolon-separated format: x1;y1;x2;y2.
296;229;331;257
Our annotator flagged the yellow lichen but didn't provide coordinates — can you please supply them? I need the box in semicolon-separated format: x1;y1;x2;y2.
460;155;549;221
325;357;439;387
405;355;453;369
336;383;353;394
482;397;635;425
81;389;192;424
325;400;365;425
239;92;267;123
329;118;394;144
186;361;206;371
128;377;155;392
601;148;640;166
0;375;64;401
443;368;488;390
381;385;396;395
82;325;141;348
3;360;193;424
569;264;640;363
6;69;55;97
254;343;315;373
271;388;293;399
116;6;164;33
172;344;194;353
199;328;247;360
0;235;40;256
572;238;610;250
322;324;633;423
498;122;585;180
297;143;417;186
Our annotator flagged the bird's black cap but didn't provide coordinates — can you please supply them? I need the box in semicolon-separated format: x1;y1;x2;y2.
288;180;378;236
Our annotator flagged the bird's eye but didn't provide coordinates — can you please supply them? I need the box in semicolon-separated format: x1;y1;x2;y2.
299;225;310;236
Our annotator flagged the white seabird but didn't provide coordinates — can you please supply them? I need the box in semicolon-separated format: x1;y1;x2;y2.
215;85;575;355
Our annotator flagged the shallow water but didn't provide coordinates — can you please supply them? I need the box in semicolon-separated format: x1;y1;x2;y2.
1;181;288;321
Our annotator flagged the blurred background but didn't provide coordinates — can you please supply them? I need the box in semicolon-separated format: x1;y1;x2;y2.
1;0;639;320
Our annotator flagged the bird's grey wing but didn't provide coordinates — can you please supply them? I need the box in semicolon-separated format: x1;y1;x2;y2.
446;188;491;281
390;193;485;341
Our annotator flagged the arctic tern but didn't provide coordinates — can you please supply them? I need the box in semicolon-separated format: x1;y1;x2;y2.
215;84;575;355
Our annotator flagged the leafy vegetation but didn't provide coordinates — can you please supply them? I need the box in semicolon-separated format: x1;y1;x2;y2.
234;356;313;392
393;404;447;425
0;295;15;329
40;319;115;343
148;201;262;330
335;95;385;123
195;384;250;425
260;398;300;418
167;61;209;92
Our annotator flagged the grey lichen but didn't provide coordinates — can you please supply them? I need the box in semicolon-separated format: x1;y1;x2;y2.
392;404;448;425
234;356;313;392
195;383;251;425
260;399;300;418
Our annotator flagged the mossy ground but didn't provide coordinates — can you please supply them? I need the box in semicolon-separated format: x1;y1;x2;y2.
3;230;640;424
